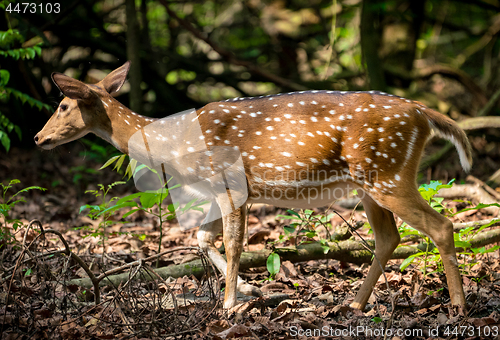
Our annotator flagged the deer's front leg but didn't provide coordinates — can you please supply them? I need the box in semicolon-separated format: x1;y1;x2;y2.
197;203;261;309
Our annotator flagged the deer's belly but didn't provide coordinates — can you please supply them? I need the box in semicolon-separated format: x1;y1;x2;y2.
247;180;362;208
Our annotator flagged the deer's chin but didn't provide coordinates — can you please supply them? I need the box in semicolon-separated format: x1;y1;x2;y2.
39;143;57;150
37;137;61;150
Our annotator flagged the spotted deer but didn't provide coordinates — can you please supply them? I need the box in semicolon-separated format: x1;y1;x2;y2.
35;62;471;310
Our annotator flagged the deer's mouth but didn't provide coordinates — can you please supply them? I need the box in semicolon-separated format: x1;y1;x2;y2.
34;133;56;150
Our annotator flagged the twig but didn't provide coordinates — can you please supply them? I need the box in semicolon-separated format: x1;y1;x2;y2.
95;246;200;282
36;228;101;304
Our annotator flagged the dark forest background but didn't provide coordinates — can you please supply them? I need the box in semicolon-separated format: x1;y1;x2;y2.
1;0;500;183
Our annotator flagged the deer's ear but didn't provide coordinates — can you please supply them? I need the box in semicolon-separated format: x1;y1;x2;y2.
52;73;93;101
99;61;131;94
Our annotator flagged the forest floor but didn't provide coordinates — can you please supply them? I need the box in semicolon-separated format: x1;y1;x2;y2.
1;142;500;339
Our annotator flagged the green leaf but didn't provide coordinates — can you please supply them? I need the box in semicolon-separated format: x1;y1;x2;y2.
79;204;100;214
14;125;21;140
33;45;42;56
452;203;500;216
140;192;159;209
475;219;500;233
115;192;142;205
400;253;423;271
124;159;138;179
266;252;281;277
305;230;317;238
419;179;455;202
133;163;149;176
399;229;420;238
277;214;305;221
0;69;10;87
167;203;176;213
181;198;198;213
454;240;471;248
287;209;301;218
8;185;46;202
304;209;314;218
474;245;500;254
122;208;142;218
100;155;121;170
114;154;126;172
0;131;10;152
8;179;20;186
96;201;137;217
26;47;35;59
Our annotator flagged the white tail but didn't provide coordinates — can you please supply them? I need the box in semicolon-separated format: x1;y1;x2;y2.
35;62;470;310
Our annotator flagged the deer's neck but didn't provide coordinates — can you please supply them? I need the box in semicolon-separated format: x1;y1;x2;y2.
94;98;157;155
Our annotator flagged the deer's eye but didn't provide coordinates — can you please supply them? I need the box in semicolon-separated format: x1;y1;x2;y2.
59;104;68;111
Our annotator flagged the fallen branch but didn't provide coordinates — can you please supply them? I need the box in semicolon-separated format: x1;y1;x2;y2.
68;223;500;290
437;183;499;215
452;218;500;232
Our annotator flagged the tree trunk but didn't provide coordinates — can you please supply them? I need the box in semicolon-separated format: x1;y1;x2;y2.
126;0;142;113
360;0;386;91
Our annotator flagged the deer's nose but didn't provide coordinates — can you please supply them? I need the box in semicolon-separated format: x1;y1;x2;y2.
34;133;49;146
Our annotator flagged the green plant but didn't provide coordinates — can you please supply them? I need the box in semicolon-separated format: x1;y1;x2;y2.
92;158;208;261
399;180;456;273
79;181;127;251
0;15;51;152
400;180;500;276
427;287;444;296
0;179;46;245
277;209;334;252
268;209;335;276
110;168;207;263
100;153;138;180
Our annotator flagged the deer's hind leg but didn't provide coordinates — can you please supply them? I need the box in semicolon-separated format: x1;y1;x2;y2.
379;189;466;308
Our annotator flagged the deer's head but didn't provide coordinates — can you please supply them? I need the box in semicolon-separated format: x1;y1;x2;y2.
35;61;131;149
